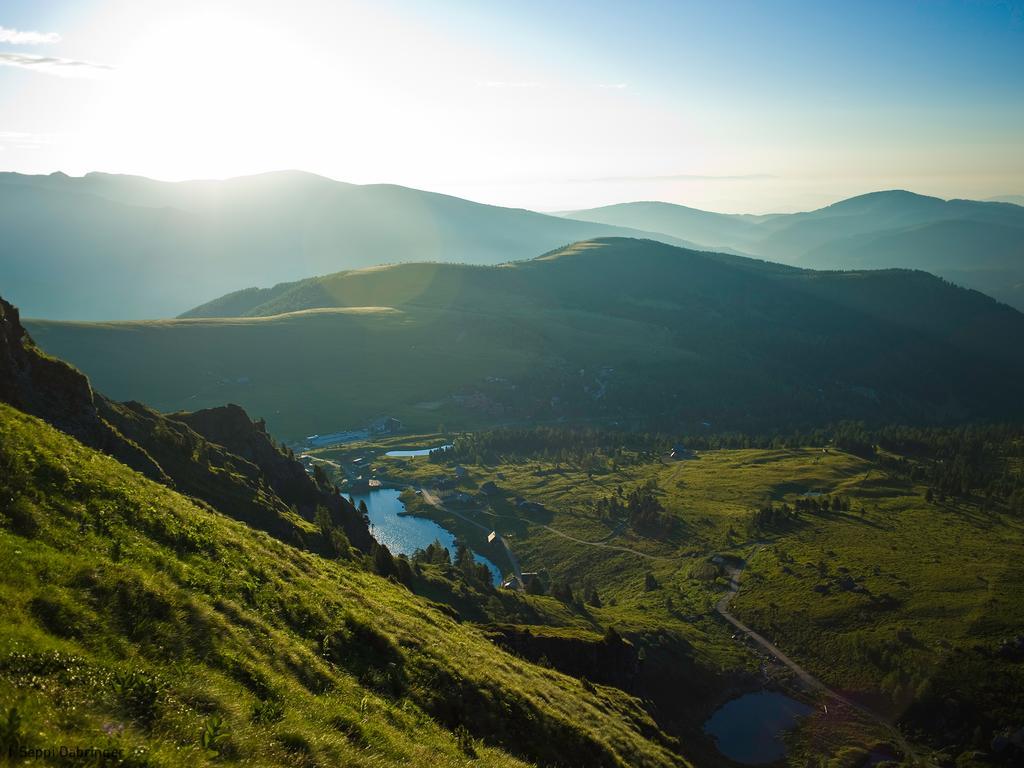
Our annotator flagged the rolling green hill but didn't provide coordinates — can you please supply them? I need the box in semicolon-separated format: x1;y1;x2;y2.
564;192;1024;310
27;238;1024;441
798;219;1024;310
0;171;698;321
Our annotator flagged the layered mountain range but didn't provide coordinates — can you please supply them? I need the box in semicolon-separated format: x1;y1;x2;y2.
2;170;1021;320
562;190;1024;310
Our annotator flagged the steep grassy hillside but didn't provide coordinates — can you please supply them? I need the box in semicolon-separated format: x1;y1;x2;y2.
0;171;695;320
28;239;1024;440
1;296;370;552
0;403;687;767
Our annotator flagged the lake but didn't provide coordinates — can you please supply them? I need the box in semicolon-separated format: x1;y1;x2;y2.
351;488;501;585
384;444;452;457
703;690;814;764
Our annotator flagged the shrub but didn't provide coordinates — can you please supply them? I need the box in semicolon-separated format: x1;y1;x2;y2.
251;699;285;725
111;668;162;726
454;724;477;758
200;714;231;758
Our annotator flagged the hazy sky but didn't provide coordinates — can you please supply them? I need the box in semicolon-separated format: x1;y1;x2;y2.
2;0;1023;212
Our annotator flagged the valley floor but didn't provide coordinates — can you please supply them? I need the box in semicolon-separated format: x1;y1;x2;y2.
310;434;1024;766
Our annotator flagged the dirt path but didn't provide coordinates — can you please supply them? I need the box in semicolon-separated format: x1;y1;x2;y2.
419;489;669;569
719;547;918;762
419;489;522;581
537;523;673;560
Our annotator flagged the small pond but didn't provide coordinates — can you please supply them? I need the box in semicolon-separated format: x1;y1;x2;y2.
703;690;814;765
351;488;501;585
384;444;452;457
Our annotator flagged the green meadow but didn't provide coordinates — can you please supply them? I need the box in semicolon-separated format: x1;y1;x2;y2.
325;433;1024;763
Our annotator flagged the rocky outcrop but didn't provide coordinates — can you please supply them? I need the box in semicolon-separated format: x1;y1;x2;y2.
97;399;308;545
0;297;167;481
0;295;371;553
174;404;372;551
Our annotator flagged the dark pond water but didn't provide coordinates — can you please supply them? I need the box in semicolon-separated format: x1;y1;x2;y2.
703;691;814;764
351;488;501;586
384;444;452;457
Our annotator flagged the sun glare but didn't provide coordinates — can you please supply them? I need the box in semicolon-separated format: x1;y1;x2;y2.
79;2;392;180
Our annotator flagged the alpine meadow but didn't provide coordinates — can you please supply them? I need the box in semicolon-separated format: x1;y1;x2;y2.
1;2;1023;767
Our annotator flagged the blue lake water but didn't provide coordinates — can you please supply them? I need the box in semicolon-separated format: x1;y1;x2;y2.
351;488;501;586
384;444;452;457
703;691;814;765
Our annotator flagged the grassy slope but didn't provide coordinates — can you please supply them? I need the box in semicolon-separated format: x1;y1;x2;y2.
26;239;1024;441
0;403;687;768
363;439;1024;762
798;220;1024;311
27;298;685;440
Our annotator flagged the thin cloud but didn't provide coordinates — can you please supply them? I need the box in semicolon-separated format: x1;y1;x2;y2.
596;82;628;89
575;173;778;183
481;80;545;89
0;26;61;44
0;52;111;78
0;131;60;148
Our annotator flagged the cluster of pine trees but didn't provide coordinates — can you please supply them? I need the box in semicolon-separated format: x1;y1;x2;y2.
750;496;852;532
434;428;653;468
872;425;1024;511
410;539;496;591
592;483;675;537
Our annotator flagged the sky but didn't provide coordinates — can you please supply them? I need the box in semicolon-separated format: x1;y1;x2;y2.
1;0;1023;213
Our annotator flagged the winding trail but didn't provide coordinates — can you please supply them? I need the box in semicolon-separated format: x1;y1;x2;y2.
419;489;522;581
418;488;670;570
537;523;673;561
718;547;918;762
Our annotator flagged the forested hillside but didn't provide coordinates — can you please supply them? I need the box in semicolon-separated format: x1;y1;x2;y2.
29;238;1024;440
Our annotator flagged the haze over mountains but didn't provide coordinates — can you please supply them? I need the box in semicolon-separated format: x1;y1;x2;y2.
2;170;1022;320
0;170;700;320
563;191;1024;310
28;238;1024;441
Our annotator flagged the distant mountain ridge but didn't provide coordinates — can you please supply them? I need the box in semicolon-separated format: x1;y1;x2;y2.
987;194;1024;206
0;170;704;320
5;168;1021;320
563;190;1024;310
